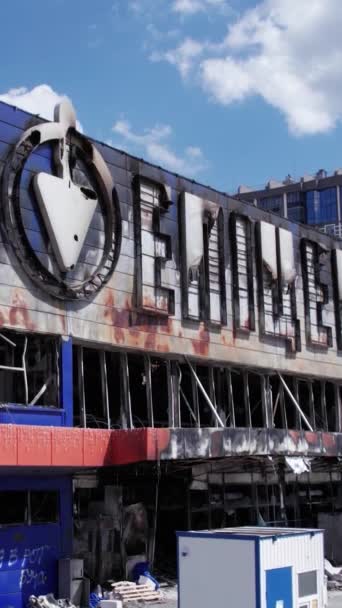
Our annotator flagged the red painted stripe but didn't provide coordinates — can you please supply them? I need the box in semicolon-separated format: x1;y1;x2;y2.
0;425;159;467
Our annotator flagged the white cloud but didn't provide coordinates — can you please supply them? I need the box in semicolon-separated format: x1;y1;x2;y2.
172;0;230;16
156;0;342;136
112;119;208;176
0;84;82;130
151;38;205;77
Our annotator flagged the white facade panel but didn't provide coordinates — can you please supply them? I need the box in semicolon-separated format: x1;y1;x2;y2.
178;535;255;608
259;532;324;608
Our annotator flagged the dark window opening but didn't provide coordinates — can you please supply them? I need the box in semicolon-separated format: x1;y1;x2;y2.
73;346;123;429
249;373;263;428
0;490;60;528
72;346;82;426
197;366;213;427
128;354;148;427
151;358;169;427
30;491;59;524
283;376;297;430
231;370;246;427
298;381;312;430
285;482;300;527
71;345;341;434
326;383;336;432
179;363;197;428
106;351;122;429
0;491;27;526
313;381;324;430
270;376;285;429
83;348;107;428
214;368;229;426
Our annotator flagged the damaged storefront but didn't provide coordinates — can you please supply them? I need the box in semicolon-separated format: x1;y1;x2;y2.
0;98;342;605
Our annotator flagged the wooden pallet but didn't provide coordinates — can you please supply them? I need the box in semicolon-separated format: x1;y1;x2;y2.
111;581;162;603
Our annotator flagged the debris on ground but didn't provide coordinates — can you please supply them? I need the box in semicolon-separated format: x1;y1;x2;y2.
325;559;342;590
111;581;162;603
132;561;159;590
28;595;77;608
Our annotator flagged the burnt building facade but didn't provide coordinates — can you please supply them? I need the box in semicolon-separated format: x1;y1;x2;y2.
0;100;342;605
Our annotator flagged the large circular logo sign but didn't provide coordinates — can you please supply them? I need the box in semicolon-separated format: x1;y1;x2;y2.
1;100;121;300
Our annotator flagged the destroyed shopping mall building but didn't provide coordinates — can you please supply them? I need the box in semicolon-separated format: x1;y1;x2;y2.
0;99;342;605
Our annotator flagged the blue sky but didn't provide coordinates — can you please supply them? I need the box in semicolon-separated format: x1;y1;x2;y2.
1;0;342;193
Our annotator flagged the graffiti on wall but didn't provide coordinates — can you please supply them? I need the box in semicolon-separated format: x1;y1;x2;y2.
0;545;51;591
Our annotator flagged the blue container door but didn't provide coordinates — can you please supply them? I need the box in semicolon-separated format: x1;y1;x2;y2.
266;567;293;608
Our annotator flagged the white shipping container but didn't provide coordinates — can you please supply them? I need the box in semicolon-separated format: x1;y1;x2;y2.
177;527;324;608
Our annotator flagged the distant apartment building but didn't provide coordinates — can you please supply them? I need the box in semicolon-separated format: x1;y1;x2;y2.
236;169;342;238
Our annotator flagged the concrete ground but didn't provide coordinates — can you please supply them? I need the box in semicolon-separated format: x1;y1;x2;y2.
146;588;342;607
328;590;342;607
146;585;177;607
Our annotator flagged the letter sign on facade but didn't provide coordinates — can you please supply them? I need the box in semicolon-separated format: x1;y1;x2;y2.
179;192;226;326
301;239;332;348
256;222;300;352
133;176;175;315
229;212;255;333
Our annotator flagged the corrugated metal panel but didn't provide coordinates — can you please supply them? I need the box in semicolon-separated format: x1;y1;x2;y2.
260;533;324;608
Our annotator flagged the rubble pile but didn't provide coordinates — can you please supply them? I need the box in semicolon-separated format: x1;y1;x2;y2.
28;595;77;608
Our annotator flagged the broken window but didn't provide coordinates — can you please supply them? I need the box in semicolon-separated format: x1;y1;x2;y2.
30;491;59;524
73;346;126;429
283;375;297;430
0;330;59;407
178;363;197;428
196;366;214;427
72;343;342;433
298;380;314;431
270;375;288;429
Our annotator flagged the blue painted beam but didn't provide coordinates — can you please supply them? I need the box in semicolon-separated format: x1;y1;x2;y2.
0;404;65;426
60;337;73;427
